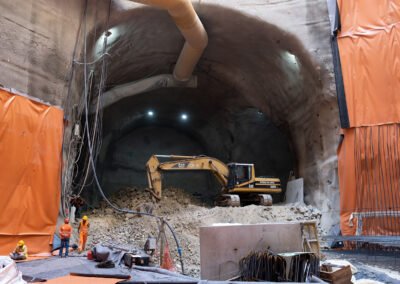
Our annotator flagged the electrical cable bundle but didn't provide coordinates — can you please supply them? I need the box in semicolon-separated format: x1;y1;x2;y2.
60;0;185;274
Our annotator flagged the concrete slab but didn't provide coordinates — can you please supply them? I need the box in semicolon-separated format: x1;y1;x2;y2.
286;178;304;204
199;223;303;280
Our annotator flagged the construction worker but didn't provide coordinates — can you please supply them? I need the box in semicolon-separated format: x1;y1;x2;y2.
59;218;72;257
10;240;28;260
78;215;90;252
71;196;84;218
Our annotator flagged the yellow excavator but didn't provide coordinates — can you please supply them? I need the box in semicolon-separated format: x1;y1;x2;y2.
146;155;281;206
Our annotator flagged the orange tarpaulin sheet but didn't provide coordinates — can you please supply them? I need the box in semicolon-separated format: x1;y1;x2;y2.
337;0;400;127
335;1;400;238
338;0;400;36
0;89;63;255
338;125;400;236
46;275;123;284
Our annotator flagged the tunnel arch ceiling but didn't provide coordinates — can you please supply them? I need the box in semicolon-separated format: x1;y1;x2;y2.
82;3;340;230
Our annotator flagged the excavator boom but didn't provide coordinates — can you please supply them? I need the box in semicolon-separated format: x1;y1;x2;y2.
146;155;229;200
145;154;281;206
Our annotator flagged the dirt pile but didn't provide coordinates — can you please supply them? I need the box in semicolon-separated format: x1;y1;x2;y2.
82;187;323;277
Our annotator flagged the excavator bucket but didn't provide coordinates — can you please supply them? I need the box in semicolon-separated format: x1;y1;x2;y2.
146;155;163;200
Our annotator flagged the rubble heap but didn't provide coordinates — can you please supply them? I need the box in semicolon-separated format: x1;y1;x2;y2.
82;187;323;277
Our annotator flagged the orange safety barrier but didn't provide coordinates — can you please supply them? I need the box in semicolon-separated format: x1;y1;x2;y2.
0;89;64;255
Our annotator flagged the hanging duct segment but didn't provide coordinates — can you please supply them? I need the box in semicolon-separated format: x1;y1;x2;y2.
132;0;208;82
96;0;208;111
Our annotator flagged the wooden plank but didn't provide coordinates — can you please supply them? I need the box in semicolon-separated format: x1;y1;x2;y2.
320;265;352;284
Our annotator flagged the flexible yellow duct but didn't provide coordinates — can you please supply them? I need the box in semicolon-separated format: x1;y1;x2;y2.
130;0;208;81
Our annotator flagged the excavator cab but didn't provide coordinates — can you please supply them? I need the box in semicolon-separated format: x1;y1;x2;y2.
223;162;282;206
227;163;254;189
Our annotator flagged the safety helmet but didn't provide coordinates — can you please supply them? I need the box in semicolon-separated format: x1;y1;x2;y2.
64;218;70;224
18;240;24;246
83;216;88;221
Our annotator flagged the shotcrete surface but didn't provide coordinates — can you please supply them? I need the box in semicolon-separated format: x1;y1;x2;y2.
1;0;341;234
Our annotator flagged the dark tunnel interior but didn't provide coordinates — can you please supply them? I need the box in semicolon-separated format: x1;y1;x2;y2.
96;90;293;205
75;4;326;206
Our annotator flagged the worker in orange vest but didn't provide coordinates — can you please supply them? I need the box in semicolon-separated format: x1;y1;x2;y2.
59;218;72;257
78;216;90;252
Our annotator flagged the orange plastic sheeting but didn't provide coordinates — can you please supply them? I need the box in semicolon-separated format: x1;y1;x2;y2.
0;89;64;255
47;275;122;284
338;124;400;236
337;0;400;127
337;128;355;236
337;0;400;36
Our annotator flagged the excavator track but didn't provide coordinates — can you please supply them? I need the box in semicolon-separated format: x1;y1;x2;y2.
257;194;273;206
215;194;240;207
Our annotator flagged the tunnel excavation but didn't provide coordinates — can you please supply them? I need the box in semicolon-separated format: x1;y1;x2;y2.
3;0;399;282
75;4;326;210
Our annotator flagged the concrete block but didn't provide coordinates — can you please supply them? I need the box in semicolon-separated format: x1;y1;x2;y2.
199;223;303;280
286;178;304;204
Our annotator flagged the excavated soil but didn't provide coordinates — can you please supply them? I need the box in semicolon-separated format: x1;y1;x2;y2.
73;187;324;277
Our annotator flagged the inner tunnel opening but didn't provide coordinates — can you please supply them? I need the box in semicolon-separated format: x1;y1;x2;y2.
97;89;293;205
75;4;326;208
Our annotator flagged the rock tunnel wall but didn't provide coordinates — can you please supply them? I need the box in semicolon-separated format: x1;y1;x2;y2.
0;0;85;106
0;0;340;231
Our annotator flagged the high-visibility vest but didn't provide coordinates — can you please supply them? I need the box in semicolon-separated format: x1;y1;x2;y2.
59;224;72;239
79;221;89;233
15;245;28;258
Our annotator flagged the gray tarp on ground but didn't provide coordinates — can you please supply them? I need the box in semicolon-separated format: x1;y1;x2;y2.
16;256;197;283
16;256;332;283
93;244;126;265
16;257;129;281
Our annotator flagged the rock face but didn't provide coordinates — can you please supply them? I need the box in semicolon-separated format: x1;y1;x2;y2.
87;2;340;233
0;0;341;233
82;187;324;277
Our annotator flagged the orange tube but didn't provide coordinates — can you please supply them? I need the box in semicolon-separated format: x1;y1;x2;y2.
131;0;208;81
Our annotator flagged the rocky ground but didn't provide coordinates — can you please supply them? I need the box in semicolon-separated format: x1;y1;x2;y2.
67;187;324;277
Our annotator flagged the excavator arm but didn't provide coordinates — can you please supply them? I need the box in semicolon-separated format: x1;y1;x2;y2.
146;155;230;200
